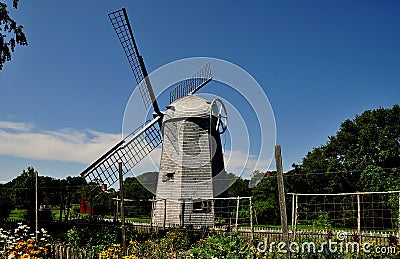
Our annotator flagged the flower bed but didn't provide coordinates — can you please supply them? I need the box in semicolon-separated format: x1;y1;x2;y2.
0;223;51;259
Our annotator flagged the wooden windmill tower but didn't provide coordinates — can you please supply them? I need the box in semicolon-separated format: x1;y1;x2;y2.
81;8;228;227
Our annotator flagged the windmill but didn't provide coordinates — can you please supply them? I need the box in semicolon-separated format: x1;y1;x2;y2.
81;8;228;227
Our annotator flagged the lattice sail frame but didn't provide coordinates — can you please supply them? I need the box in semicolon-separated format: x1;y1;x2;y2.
81;117;162;187
169;62;212;103
108;8;160;113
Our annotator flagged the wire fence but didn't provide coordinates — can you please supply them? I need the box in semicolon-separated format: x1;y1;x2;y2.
289;191;400;233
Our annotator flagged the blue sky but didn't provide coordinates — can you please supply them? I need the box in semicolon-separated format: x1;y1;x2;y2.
0;0;399;182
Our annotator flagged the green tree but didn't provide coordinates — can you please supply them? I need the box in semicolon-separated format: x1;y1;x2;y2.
0;183;11;219
226;177;251;197
251;170;280;225
6;167;36;210
123;177;153;217
0;0;27;70
4;167;38;222
294;105;400;193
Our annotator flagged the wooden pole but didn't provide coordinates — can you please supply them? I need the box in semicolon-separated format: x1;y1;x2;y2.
275;145;290;258
398;193;400;237
59;189;64;222
235;196;240;231
250;196;254;240
181;200;185;227
164;198;167;230
150;196;154;233
116;196;119;221
35;171;38;241
357;193;361;235
118;162;126;256
291;193;295;240
294;194;298;239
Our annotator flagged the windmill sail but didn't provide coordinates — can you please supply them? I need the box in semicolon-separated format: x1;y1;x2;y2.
108;8;161;115
81;116;162;187
169;63;212;103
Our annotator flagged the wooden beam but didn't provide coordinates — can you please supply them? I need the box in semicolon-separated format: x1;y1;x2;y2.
275;145;290;258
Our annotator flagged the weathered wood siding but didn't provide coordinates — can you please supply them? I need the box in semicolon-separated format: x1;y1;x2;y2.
153;96;219;226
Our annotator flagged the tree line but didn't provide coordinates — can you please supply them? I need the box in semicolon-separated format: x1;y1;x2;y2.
1;105;399;226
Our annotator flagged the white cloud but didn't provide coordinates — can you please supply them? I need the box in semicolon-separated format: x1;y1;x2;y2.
224;149;272;178
0;121;121;164
0;121;34;131
0;121;273;180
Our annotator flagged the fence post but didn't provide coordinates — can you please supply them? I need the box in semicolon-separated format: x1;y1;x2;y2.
35;171;38;241
250;196;254;241
181;200;185;227
291;194;298;240
398;193;400;238
275;145;290;259
118;162;126;256
150;196;153;232
357;193;361;235
164;198;167;230
291;194;295;232
235;196;240;231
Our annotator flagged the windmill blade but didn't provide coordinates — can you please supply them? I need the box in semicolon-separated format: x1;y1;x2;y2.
169;63;212;103
108;8;161;114
81;116;162;187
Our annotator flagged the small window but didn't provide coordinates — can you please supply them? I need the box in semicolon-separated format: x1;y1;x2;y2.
162;172;175;182
167;173;174;181
192;200;203;212
192;199;212;213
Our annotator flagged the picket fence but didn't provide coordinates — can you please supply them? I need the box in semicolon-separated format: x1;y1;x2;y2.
50;245;96;259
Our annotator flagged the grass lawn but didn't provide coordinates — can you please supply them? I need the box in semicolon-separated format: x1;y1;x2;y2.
126;216;151;223
8;209;26;220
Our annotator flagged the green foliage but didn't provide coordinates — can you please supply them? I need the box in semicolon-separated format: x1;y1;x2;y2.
0;0;28;70
227;177;252;197
359;165;400;192
189;232;261;258
0;185;11;220
134;230;191;258
292;105;400;194
66;227;80;248
251;171;280;225
123;177;153;217
7;209;26;220
66;226;120;249
312;212;332;229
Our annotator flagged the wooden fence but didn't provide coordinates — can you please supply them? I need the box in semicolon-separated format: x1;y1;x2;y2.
46;225;399;258
50;245;97;259
1;219;397;258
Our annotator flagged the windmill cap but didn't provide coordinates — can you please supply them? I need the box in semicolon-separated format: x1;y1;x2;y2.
165;95;212;118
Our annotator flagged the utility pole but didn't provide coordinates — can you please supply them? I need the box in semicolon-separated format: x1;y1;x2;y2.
118;162;126;256
275;145;290;259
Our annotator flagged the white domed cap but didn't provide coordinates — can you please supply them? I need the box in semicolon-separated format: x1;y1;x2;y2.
165;95;211;119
